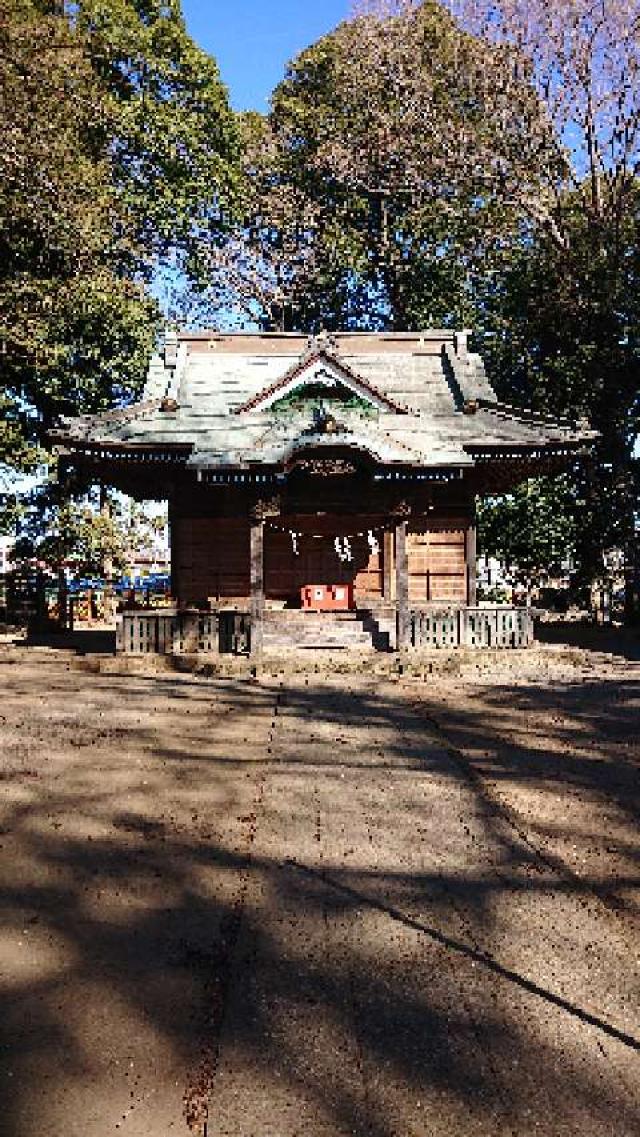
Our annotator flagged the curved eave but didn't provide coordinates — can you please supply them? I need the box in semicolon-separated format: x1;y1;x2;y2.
464;439;593;462
475;398;597;436
52;434;593;487
52;437;193;464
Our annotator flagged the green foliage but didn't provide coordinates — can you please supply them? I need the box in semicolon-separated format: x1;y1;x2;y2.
477;476;578;586
14;494;127;576
74;0;240;275
0;0;159;466
476;183;640;579
1;274;160;428
0;0;239;537
13;488;167;576
216;1;557;331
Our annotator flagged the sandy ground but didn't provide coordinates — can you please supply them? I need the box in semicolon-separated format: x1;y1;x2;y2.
0;632;638;1137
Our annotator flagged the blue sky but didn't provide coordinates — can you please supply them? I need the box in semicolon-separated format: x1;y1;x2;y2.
182;0;352;111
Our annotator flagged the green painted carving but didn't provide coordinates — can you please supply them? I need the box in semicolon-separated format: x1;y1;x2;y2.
270;380;376;417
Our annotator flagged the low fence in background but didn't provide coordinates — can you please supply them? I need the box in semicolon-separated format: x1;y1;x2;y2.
117;605;535;655
1;569;54;628
117;609;251;656
410;606;536;649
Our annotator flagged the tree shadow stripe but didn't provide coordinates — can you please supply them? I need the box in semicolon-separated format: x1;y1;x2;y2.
285;859;640;1055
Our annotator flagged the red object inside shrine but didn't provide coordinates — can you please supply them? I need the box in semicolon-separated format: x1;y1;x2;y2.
301;584;353;611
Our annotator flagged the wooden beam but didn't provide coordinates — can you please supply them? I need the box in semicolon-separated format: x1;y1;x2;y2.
250;518;265;659
466;513;477;606
395;519;409;651
383;529;395;602
168;497;179;603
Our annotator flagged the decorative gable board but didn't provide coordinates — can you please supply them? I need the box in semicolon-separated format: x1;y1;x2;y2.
235;352;403;415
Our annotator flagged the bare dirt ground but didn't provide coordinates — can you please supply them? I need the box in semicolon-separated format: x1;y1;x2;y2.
0;629;638;1137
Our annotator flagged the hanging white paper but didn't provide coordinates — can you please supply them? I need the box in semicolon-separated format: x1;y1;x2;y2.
367;530;380;557
334;536;352;563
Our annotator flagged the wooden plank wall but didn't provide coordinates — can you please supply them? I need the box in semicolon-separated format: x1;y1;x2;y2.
171;512;470;606
265;519;382;602
407;520;468;604
172;517;250;603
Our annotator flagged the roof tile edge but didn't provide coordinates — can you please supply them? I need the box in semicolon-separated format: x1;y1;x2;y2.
176;329;458;354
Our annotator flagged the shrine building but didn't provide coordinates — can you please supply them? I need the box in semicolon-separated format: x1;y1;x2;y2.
53;329;593;655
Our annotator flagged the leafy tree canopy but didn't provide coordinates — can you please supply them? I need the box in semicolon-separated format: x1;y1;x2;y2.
475;176;640;581
1;0;239;535
450;0;640;586
207;0;560;331
477;476;578;587
13;488;167;578
73;0;240;275
0;0;151;506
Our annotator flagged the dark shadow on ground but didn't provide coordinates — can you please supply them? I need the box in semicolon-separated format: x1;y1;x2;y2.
537;618;640;660
23;628;117;653
287;860;640;1052
0;665;638;1136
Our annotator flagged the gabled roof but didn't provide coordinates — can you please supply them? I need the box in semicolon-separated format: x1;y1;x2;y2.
52;330;596;475
234;348;405;414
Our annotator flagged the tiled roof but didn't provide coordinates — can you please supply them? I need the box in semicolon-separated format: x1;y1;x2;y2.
53;330;595;470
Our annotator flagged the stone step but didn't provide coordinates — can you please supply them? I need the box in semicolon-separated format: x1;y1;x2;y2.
263;643;374;653
263;614;374;648
260;609;393;651
263;631;372;646
263;624;361;636
264;612;358;623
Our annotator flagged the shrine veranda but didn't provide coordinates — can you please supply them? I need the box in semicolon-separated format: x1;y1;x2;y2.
52;330;594;654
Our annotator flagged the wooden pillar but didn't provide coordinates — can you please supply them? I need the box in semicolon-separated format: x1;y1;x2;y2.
100;487;116;624
466;511;477;607
249;496;280;659
168;496;178;603
181;610;200;653
382;529;395;602
395;518;409;651
250;518;265;659
57;568;68;631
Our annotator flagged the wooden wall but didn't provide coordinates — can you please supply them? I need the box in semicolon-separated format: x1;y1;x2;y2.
171;510;471;606
265;524;382;601
407;519;468;604
172;516;250;604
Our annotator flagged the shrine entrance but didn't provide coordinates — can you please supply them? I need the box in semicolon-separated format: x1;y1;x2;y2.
263;516;384;608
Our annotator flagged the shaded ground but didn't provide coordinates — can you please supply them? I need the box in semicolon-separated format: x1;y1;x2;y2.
537;618;640;661
0;639;638;1136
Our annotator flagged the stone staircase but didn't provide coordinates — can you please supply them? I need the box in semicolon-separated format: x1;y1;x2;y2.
262;610;391;651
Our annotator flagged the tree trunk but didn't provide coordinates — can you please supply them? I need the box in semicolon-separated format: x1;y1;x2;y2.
57;567;68;631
